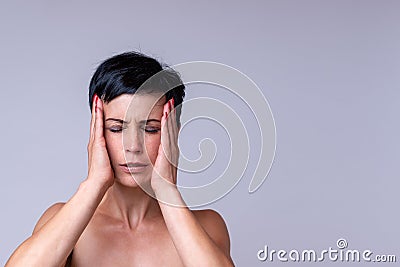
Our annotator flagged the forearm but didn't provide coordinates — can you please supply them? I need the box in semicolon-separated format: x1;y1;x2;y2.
6;178;108;267
154;185;234;267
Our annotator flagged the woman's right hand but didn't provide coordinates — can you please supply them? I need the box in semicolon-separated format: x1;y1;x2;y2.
87;94;115;189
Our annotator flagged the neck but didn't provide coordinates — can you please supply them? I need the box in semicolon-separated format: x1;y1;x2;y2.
99;181;162;229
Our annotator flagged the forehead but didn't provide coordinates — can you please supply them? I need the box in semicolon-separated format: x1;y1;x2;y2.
103;93;165;121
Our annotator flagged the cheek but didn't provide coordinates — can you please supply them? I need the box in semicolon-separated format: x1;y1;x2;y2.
104;132;123;161
144;134;161;164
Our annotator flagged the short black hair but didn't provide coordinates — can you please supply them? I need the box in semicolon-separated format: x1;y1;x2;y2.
88;51;186;127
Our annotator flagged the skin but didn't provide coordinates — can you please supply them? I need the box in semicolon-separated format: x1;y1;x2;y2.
6;93;235;267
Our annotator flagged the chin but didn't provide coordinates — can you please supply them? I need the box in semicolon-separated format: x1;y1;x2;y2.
115;171;151;189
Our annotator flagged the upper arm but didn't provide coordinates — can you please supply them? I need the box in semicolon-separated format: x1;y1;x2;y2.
33;202;65;234
194;209;233;263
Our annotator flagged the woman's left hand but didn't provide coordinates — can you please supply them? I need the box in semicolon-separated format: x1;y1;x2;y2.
151;97;180;192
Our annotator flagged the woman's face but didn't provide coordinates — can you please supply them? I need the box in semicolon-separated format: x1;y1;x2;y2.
102;93;166;187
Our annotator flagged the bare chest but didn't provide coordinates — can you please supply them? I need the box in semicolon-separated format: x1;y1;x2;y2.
70;218;184;267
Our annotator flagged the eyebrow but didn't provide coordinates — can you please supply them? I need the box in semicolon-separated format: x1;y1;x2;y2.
105;118;128;123
105;118;161;124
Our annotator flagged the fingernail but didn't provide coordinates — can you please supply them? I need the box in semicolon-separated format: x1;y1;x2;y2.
95;95;98;112
171;97;174;106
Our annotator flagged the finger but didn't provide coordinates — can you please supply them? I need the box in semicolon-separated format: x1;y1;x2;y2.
170;98;178;142
168;99;179;183
156;112;167;180
89;94;97;143
167;107;179;184
163;102;171;158
167;100;178;167
171;111;179;169
159;103;172;169
169;98;175;136
88;94;97;166
94;95;104;141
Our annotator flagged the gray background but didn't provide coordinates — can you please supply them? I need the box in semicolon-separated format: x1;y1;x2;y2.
1;0;399;266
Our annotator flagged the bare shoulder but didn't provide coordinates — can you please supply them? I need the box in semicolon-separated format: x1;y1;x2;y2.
192;209;232;257
33;202;66;234
192;208;228;228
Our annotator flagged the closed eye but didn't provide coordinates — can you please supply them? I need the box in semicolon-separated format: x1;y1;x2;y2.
108;127;160;134
107;124;127;133
109;127;123;133
144;127;160;134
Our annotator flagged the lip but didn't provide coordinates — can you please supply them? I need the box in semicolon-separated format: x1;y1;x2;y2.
119;162;148;174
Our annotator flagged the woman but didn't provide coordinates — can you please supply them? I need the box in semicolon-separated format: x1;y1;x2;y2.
6;51;235;266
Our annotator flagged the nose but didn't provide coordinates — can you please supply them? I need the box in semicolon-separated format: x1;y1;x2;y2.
124;130;143;154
